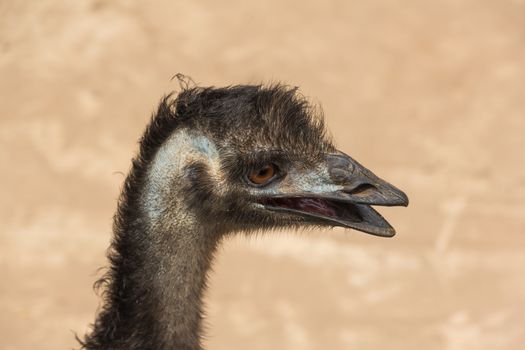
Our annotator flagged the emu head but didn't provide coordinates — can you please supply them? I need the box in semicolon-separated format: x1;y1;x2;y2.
144;84;408;237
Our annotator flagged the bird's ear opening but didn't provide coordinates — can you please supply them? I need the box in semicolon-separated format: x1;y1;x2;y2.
181;162;216;204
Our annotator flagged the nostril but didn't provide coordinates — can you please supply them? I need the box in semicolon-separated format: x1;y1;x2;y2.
345;183;376;195
330;168;350;183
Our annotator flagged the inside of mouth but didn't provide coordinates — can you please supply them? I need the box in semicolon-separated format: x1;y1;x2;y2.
260;197;364;222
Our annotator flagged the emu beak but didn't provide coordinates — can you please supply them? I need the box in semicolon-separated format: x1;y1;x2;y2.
259;153;409;237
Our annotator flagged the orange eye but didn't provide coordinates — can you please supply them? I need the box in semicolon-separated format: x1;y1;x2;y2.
248;164;277;185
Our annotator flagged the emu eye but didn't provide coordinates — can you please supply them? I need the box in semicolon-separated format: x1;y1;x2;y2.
248;164;277;185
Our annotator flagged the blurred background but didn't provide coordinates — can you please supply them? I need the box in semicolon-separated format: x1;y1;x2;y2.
1;0;524;349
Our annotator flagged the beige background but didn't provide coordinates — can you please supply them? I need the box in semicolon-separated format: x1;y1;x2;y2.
1;0;525;349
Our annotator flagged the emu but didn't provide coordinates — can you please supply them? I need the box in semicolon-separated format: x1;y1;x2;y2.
79;82;408;350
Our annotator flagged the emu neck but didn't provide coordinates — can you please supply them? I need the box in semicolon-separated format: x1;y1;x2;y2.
138;129;221;349
148;223;218;349
133;220;218;350
87;129;221;350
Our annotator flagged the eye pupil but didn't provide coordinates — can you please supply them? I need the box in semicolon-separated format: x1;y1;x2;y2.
248;164;277;185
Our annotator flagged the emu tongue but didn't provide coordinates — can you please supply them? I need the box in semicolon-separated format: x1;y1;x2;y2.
261;197;337;217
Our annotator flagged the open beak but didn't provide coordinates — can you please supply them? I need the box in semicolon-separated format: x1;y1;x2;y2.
259;153;408;237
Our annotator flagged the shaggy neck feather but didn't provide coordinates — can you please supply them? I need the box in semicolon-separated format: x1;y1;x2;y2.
85;129;221;350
